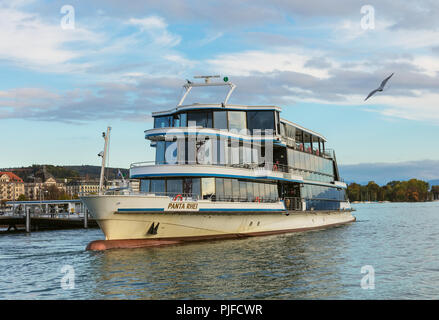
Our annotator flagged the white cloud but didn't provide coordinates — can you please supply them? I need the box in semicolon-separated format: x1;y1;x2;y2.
207;49;333;78
128;16;181;47
0;6;100;71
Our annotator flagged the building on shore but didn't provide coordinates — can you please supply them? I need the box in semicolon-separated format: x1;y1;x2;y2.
66;180;101;197
1;170;141;202
0;172;25;201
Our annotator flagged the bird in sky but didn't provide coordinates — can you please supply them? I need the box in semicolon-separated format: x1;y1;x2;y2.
364;73;394;101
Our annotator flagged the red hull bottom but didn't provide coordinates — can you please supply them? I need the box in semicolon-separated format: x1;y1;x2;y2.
86;217;356;251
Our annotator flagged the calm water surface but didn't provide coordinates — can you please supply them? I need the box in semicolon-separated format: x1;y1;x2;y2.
1;202;438;299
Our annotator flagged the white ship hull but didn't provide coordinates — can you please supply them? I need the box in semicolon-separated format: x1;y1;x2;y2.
82;195;355;250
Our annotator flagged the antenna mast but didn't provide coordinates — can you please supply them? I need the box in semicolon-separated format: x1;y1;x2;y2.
99;126;111;195
177;75;236;106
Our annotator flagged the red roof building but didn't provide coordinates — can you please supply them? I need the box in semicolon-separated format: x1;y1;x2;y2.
0;172;24;183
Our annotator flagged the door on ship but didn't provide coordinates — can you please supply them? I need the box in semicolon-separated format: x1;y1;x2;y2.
279;182;301;210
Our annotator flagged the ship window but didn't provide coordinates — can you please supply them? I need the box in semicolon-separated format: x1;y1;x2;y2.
247;111;275;134
201;178;215;200
224;179;232;201
228;111;246;131
259;183;266;201
150;179;165;194
173;113;187;127
167;179;183;196
180;113;187;127
183;178;200;199
247;181;254;201
253;182;259;200
265;183;271;201
154;116;172;128
232;179;240;201
188;111;213;128
140;179;150;193
239;181;247;201
155;141;166;164
213;111;228;129
215;178;224;201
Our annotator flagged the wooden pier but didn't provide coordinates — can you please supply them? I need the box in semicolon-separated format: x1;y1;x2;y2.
1;199;98;233
0;215;98;232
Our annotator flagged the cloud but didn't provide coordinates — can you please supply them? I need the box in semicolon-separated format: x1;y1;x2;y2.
0;76;185;122
128;16;181;47
0;4;100;72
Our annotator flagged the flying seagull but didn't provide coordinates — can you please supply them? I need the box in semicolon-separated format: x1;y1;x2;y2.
364;73;394;101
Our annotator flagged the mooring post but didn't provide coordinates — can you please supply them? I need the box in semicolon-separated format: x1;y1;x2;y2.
84;209;88;229
26;208;31;233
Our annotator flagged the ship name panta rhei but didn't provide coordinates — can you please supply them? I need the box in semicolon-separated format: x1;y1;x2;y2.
82;76;355;250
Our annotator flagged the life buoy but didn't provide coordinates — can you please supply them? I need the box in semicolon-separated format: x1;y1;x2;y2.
173;194;183;201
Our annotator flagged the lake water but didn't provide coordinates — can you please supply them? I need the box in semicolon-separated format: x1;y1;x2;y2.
1;202;438;299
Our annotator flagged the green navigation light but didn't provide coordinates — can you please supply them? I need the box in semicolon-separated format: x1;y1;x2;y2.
223;76;229;82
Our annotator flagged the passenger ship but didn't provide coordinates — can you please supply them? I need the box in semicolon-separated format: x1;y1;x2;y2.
82;76;355;250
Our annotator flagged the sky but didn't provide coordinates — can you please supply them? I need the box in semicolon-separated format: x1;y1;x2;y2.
0;0;438;181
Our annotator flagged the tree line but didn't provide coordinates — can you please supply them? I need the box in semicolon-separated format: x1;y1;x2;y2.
347;179;436;202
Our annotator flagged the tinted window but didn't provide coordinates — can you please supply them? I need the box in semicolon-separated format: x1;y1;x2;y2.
167;179;183;195
155;141;165;164
224;179;232;200
188;111;212;128
215;178;224;200
232;179;240;201
154;116;171;128
213;111;228;129
140;179;150;192
247;111;275;134
150;179;165;193
239;181;247;201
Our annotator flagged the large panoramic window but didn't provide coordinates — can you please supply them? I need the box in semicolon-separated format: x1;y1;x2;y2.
224;178;232;200
201;178;215;199
166;179;183;196
228;111;246;131
154;116;172;128
213;111;228;129
187;111;213;128
246;111;275;134
150;179;165;194
140;179;150;192
183;178;200;198
215;178;225;200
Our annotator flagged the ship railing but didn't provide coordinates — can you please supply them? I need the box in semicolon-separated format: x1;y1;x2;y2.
101;190;200;201
283;197;302;211
130;161;335;180
303;198;349;211
210;196;279;203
